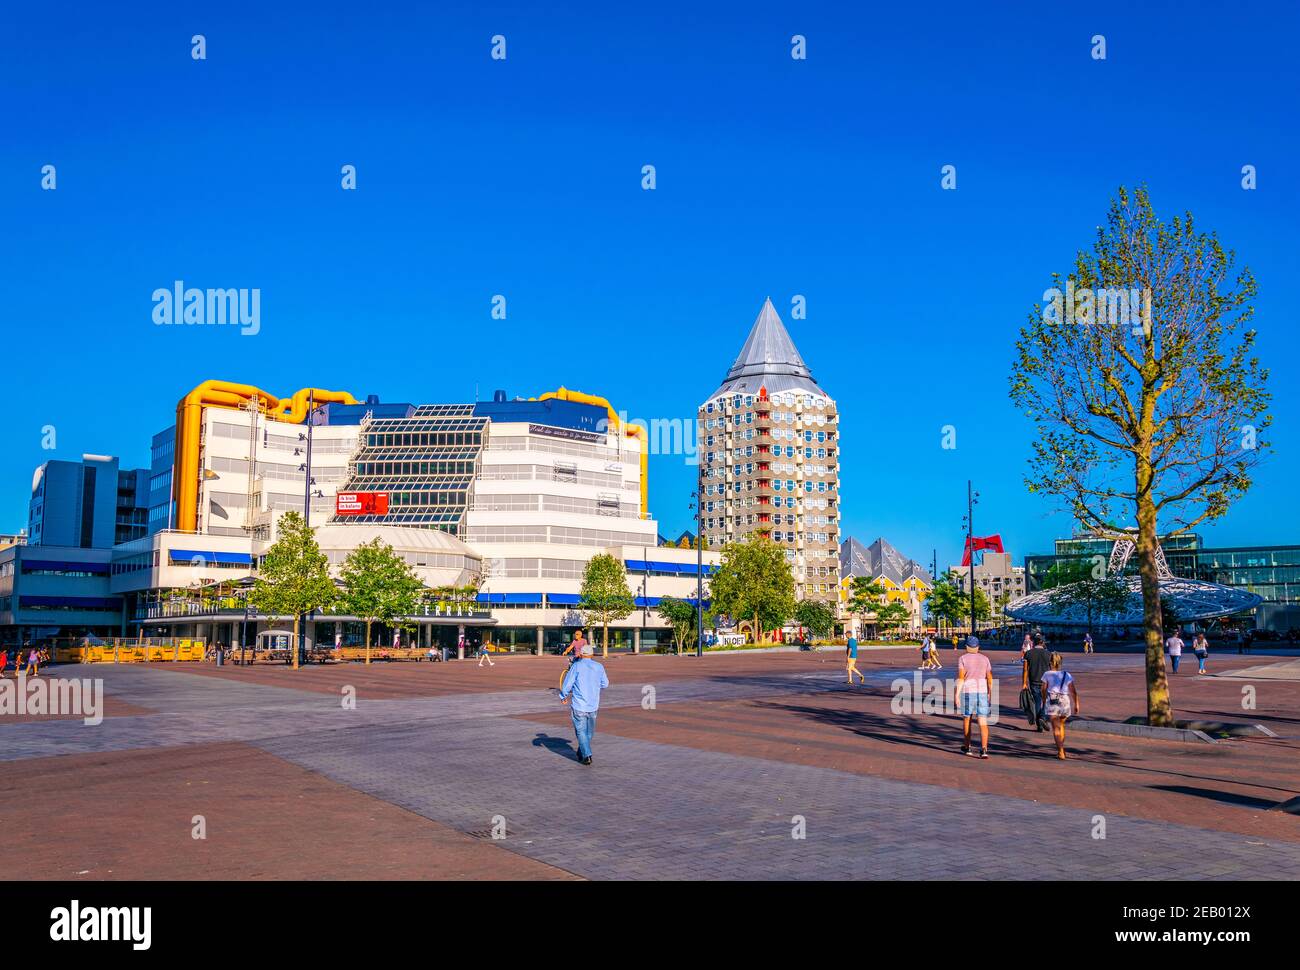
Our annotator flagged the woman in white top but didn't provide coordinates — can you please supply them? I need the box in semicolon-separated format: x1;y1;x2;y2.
1193;632;1210;674
1041;652;1081;761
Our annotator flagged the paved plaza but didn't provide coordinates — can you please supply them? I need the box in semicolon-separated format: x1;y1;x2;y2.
2;648;1297;879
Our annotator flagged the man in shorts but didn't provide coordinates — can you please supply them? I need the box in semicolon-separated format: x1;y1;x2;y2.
845;633;865;685
955;635;993;758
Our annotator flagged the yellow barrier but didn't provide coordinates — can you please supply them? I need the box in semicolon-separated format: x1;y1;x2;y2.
48;639;209;663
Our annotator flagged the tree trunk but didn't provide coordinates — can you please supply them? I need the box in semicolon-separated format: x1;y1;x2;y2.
602;621;609;658
292;615;300;670
754;610;761;645
1136;462;1174;726
365;619;372;665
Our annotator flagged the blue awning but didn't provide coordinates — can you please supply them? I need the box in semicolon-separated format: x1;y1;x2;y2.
169;549;253;565
547;593;581;606
624;559;716;576
634;596;663;608
475;593;506;604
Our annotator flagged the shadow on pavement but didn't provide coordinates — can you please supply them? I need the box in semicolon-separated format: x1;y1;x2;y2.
532;732;579;762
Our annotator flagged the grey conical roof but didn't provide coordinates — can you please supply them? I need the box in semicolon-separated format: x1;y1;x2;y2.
707;298;829;400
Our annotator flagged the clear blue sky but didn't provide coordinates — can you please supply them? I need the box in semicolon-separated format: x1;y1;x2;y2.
3;0;1297;568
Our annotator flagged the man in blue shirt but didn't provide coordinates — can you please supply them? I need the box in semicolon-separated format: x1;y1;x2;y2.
559;643;609;765
845;634;865;685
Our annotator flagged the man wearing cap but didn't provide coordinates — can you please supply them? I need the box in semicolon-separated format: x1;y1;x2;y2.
559;643;609;766
955;635;994;759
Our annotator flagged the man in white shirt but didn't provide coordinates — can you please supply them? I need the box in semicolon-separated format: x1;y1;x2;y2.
1165;629;1184;674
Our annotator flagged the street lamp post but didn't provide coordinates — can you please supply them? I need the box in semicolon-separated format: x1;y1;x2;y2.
963;480;980;640
694;467;704;658
295;389;316;670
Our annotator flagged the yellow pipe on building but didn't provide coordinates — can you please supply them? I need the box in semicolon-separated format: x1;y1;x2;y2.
534;387;649;520
172;381;357;533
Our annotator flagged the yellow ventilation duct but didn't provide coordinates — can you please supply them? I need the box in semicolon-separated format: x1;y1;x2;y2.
533;387;649;520
172;381;357;533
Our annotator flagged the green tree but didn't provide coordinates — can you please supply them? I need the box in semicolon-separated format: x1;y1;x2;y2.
846;576;887;636
875;600;912;637
337;538;426;665
1011;186;1270;725
926;570;990;632
579;553;634;657
250;512;336;670
656;596;698;654
794;600;834;640
709;536;795;643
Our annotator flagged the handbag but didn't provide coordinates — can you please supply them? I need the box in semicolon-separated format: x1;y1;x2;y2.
1018;687;1034;715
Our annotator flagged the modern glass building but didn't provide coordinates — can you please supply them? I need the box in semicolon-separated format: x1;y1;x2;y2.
1025;532;1300;628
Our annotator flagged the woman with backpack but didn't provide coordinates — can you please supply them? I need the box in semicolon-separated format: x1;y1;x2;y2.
1193;632;1210;674
1041;652;1081;760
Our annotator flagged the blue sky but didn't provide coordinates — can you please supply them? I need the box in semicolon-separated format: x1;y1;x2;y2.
2;0;1297;567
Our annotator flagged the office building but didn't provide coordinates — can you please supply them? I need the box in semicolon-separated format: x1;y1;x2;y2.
53;379;718;653
29;455;148;548
950;550;1026;619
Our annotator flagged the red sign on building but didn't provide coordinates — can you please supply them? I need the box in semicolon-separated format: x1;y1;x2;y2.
335;492;389;516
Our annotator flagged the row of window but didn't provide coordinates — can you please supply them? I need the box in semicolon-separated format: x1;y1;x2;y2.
706;480;836;495
355;460;475;477
365;431;484;448
704;393;832;412
466;525;654;547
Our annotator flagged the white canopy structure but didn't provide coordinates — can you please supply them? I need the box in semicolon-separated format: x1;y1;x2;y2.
1005;536;1263;626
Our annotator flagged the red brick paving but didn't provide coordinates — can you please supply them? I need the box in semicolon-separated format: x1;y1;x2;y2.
10;648;1296;878
0;742;578;880
518;649;1300;843
0;671;154;722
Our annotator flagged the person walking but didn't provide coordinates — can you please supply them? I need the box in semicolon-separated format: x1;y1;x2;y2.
559;643;608;765
916;633;929;671
1022;633;1052;732
0;649;8;679
846;633;866;685
1020;631;1033;660
559;629;587;686
1082;631;1094;654
955;636;993;759
928;634;943;670
1165;629;1184;674
1193;632;1210;674
1041;652;1081;760
24;644;40;677
477;638;495;667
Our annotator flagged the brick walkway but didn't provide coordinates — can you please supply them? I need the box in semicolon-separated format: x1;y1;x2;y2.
2;652;1297;879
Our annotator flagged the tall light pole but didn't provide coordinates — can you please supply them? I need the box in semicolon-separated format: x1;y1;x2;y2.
962;481;980;640
695;464;704;658
931;547;938;638
295;388;316;670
